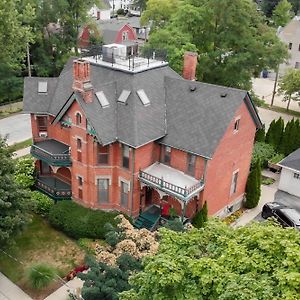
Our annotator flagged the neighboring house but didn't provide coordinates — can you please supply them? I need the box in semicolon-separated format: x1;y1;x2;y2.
277;16;300;75
23;49;262;225
88;0;111;21
278;148;300;197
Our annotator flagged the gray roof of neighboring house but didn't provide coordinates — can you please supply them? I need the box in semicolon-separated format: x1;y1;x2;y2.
23;57;261;158
160;77;258;158
279;148;300;172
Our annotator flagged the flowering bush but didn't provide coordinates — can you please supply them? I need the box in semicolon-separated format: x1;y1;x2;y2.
14;157;35;189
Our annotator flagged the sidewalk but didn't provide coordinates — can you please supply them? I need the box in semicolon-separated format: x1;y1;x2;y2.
13;147;31;159
0;272;32;300
233;170;279;228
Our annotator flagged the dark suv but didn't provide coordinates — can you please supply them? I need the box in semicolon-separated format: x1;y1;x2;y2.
262;202;300;230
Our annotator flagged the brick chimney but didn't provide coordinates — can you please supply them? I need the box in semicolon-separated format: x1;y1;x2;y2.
72;59;93;103
182;52;198;81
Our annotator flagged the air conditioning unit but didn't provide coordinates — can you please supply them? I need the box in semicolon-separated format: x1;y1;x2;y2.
39;132;48;138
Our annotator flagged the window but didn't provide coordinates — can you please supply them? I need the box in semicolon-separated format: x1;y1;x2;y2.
96;91;109;108
37;116;47;131
289;42;292;50
38;81;48;94
77;138;82;149
230;171;239;195
78;176;83;186
294;173;300;179
122;145;130;169
118;90;131;104
122;31;128;41
298;44;300;51
295;62;300;69
76;113;82;125
161;146;171;164
97;178;109;203
120;181;129;207
98;145;109;164
234;118;240;132
136;89;150;106
187;153;196;176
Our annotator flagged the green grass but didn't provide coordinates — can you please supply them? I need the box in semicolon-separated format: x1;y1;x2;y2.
262;175;275;185
0;214;85;296
261;103;300;118
8;138;32;152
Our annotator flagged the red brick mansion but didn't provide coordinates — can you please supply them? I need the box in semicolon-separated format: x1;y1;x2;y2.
24;46;262;226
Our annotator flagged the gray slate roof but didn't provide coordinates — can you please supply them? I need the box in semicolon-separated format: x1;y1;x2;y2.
23;58;261;158
279;148;300;171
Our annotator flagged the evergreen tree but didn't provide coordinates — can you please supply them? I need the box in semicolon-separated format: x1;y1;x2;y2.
245;159;261;209
255;125;265;142
265;120;276;146
192;201;208;229
0;137;31;246
274;117;284;151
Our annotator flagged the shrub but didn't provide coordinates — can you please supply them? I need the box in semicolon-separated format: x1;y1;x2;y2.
164;218;185;232
117;8;125;15
251;142;276;167
269;153;285;164
192;201;208;229
27;264;56;289
245;159;261;209
31;191;54;217
48;200;120;239
14;157;35;189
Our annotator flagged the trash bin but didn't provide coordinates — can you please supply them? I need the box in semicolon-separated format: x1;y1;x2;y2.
262;70;268;78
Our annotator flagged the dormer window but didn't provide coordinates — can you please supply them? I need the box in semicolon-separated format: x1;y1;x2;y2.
38;81;48;94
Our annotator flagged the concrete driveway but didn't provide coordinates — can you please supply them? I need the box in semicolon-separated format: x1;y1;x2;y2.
275;190;300;211
0;113;31;145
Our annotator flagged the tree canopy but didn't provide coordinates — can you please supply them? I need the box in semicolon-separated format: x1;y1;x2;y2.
143;0;287;90
272;0;294;27
120;219;300;300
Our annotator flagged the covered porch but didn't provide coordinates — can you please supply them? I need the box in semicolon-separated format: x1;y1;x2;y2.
138;162;205;222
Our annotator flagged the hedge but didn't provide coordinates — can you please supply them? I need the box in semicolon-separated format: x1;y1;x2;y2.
31;191;54;217
48;200;120;239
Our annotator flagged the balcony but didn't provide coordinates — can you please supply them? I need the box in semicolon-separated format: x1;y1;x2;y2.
139;162;204;202
36;175;71;200
31;139;71;166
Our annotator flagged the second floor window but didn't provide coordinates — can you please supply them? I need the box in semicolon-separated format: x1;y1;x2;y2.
76;113;82;125
187;153;196;176
122;31;128;41
37;116;47;131
234;118;240;132
98;145;109;164
77;138;82;149
122;145;130;169
120;181;129;207
161;146;171;164
289;42;292;50
230;171;239;195
97;178;109;203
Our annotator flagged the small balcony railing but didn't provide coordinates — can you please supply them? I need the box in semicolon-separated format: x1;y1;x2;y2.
139;170;204;200
31;143;71;166
36;176;71;200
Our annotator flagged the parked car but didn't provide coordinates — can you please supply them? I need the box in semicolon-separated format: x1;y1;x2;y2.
262;202;300;230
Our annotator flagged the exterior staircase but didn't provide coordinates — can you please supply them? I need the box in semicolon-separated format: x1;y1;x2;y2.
133;205;161;231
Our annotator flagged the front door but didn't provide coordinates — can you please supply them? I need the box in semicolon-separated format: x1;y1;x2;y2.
145;187;152;207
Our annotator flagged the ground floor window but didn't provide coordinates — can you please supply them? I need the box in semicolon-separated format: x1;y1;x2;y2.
120;181;129;207
97;178;109;203
230;171;239;195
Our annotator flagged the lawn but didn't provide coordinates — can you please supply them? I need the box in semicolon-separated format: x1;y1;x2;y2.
0;214;86;300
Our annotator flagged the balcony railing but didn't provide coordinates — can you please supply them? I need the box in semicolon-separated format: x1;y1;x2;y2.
31;143;71;166
36;176;71;200
139;170;204;200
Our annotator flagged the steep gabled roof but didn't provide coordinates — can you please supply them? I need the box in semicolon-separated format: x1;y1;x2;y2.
278;148;300;172
160;77;261;158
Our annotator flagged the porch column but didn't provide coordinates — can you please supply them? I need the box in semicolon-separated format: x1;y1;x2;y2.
181;201;187;222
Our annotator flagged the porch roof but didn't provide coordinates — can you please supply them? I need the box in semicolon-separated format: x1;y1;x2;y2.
139;162;204;202
34;139;70;155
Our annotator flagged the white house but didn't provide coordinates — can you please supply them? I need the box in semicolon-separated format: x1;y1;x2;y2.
277;16;300;75
89;1;111;20
278;148;300;198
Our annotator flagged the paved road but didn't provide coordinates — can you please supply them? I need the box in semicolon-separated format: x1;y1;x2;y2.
0;272;32;300
0;114;31;146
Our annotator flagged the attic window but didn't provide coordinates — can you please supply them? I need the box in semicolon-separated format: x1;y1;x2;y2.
136;89;150;106
38;82;48;94
118;90;131;104
96;91;109;108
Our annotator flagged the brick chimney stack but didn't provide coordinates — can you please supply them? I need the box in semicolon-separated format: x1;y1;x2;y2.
72;59;93;103
182;52;198;81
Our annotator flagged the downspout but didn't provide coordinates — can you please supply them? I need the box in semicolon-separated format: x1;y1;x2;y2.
130;148;135;217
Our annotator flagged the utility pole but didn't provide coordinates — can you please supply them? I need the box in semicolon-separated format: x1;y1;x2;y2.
27;44;31;77
271;66;279;106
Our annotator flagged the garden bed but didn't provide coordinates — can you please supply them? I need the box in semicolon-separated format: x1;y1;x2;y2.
262;175;276;185
0;214;85;300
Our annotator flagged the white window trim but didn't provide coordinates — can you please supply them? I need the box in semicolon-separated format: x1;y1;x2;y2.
118;177;130;192
95;175;112;185
230;169;239;196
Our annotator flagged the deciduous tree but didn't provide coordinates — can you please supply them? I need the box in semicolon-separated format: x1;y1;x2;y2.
272;0;294;27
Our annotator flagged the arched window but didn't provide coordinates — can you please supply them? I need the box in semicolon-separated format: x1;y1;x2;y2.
76;113;82;125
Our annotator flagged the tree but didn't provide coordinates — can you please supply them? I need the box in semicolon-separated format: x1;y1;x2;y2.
144;0;287;90
133;0;148;13
78;254;142;300
272;0;294;27
255;125;265;142
192;201;208;229
278;68;300;110
120;219;300;300
0;137;31;246
261;0;299;17
245;159;261;208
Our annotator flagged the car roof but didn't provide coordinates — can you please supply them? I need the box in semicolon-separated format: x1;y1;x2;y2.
265;202;286;209
280;208;300;226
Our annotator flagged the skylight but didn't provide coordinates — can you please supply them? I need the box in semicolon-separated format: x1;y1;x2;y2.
96;91;109;108
118;90;131;104
38;81;48;94
136;89;150;106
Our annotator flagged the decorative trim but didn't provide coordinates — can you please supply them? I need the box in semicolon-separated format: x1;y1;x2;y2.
95;175;112;185
118;177;131;192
